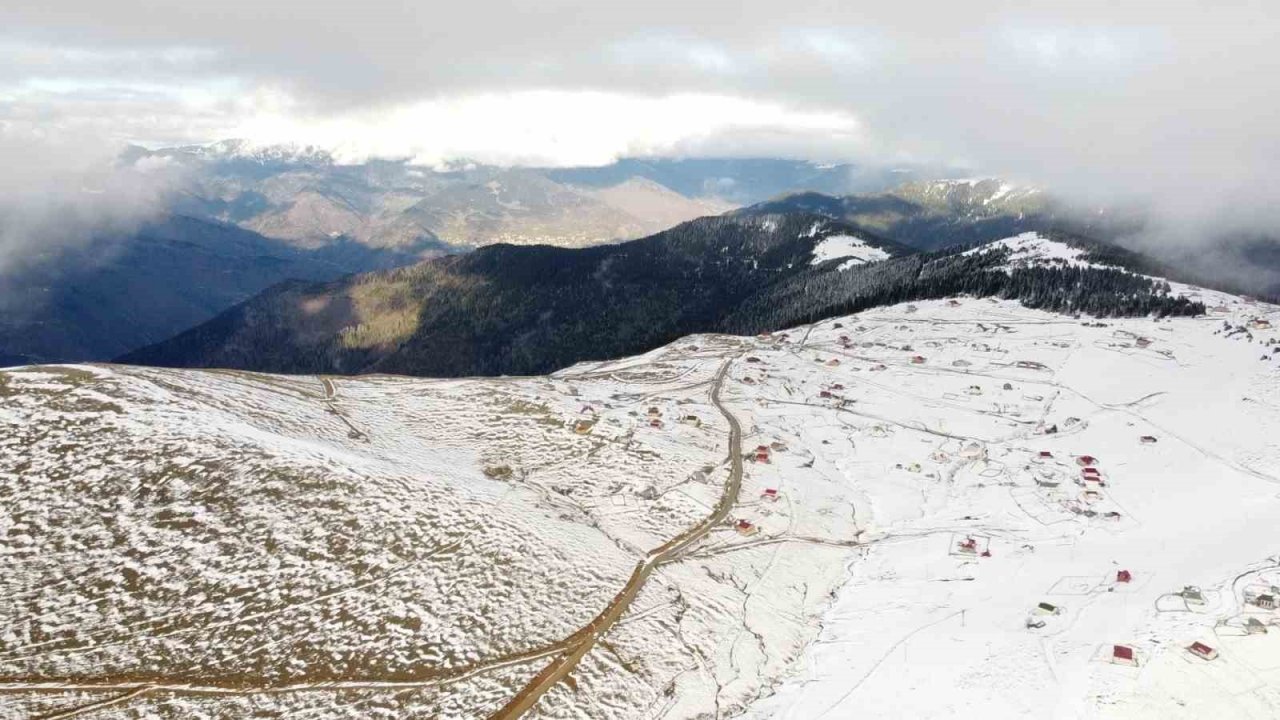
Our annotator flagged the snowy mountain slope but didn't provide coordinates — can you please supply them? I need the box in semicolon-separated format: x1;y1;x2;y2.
3;287;1280;717
964;230;1102;269
735;295;1280;720
807;220;893;269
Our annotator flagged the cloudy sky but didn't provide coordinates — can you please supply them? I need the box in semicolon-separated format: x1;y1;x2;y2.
0;2;1277;224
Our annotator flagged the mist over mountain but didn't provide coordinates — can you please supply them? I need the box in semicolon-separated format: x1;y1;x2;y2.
0;215;451;366
742;179;1280;298
123;142;956;251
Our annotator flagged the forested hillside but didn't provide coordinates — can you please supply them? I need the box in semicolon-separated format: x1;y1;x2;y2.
120;216;1204;378
0;215;448;365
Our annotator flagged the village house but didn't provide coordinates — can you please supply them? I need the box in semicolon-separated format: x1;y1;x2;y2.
911;355;927;364
761;488;779;502
680;415;701;428
573;419;595;435
734;519;758;536
1077;455;1098;467
1140;435;1158;444
1187;642;1219;661
754;445;771;463
1111;645;1137;666
647;406;661;417
1116;569;1133;584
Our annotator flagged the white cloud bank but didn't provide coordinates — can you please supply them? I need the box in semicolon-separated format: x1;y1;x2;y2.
230;91;862;168
0;0;1277;275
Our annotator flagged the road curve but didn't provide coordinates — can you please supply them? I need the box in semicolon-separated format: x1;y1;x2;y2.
488;359;743;719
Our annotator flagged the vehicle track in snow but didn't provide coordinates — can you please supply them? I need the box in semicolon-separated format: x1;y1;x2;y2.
488;359;744;719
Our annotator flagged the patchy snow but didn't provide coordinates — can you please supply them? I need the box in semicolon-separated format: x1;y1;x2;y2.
3;289;1280;718
811;234;891;268
966;231;1104;270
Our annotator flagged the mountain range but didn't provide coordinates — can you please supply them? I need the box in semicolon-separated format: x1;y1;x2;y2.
132;143;885;252
6;148;1275;369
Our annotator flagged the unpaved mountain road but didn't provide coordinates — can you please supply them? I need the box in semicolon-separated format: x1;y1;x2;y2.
4;359;744;718
489;359;744;719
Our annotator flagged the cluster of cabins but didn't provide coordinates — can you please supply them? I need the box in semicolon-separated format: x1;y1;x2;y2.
571;403;706;436
735;441;790;535
1047;576;1277;666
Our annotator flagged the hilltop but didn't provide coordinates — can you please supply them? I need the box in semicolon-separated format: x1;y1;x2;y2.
4;287;1279;718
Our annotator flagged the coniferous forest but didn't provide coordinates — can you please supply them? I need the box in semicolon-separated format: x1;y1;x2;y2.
121;214;1206;378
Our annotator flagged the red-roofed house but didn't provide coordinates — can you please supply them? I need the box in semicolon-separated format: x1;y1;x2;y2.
1188;642;1218;661
1112;645;1137;665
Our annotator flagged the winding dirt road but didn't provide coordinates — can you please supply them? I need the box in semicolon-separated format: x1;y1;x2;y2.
488;359;743;719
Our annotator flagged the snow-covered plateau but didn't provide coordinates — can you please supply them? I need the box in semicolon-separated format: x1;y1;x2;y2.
2;244;1279;718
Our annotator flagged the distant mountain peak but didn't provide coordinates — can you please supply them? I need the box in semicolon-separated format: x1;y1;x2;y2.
893;177;1042;206
178;139;336;166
